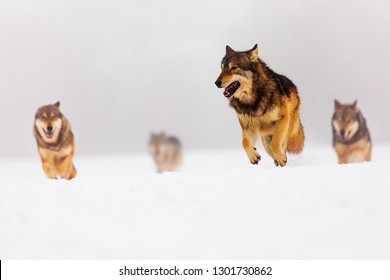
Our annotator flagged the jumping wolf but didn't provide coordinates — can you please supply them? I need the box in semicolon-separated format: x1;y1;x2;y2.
332;100;372;164
33;101;77;179
215;44;304;166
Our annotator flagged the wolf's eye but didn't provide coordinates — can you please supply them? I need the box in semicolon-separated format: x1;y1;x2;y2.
231;66;238;70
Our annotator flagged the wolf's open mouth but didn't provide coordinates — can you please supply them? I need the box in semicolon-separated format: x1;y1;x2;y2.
223;81;240;98
43;129;54;139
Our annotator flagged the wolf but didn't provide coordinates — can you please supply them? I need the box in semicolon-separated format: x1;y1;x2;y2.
33;101;77;180
215;44;304;167
332;100;372;164
149;132;182;173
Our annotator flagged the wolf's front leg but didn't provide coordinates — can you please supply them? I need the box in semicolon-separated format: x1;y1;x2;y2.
242;129;261;164
57;154;77;180
270;115;289;167
42;162;57;179
64;164;77;180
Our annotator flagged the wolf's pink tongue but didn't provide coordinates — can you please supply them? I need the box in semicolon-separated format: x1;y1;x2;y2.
223;82;234;96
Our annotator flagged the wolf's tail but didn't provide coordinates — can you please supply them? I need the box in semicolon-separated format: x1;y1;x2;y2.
287;119;305;154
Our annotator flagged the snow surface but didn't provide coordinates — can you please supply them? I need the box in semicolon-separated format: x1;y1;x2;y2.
1;145;390;259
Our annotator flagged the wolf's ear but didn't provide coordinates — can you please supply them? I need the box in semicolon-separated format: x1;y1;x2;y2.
249;44;258;62
54;101;60;108
352;100;358;111
334;99;342;110
226;45;235;55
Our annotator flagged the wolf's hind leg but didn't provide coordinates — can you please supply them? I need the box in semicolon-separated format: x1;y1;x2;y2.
261;134;275;159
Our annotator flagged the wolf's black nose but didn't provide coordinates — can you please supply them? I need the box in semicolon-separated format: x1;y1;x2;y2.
340;130;345;137
47;126;53;132
215;80;222;88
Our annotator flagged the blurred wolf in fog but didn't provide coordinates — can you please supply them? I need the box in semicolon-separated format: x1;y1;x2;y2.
149;132;182;173
332;100;372;164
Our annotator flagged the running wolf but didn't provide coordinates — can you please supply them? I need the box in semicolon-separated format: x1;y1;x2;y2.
332;100;372;164
33;101;77;179
215;44;304;167
149;132;182;173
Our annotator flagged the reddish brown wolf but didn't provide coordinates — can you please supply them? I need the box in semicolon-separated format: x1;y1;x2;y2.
215;44;304;167
33;102;77;179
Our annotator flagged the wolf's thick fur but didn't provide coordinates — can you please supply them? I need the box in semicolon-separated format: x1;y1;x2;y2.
33;102;77;180
215;44;304;167
332;100;372;164
149;132;182;173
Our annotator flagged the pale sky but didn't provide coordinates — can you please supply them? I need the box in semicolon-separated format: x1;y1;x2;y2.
1;0;389;157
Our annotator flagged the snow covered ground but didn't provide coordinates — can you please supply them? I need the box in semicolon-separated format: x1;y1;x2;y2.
0;145;389;259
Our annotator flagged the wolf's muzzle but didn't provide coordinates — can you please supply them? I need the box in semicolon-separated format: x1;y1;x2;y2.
215;79;222;88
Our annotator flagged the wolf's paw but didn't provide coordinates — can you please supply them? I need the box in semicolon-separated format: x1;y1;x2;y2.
46;173;58;180
63;174;76;180
273;155;287;167
63;166;77;180
246;147;261;165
